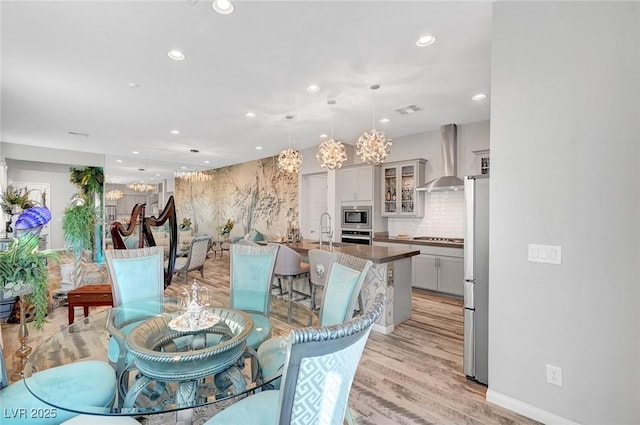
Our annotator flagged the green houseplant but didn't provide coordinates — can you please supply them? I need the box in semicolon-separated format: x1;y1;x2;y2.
62;196;96;288
68;166;104;263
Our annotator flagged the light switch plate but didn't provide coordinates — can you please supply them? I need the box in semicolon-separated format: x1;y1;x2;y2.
528;244;562;264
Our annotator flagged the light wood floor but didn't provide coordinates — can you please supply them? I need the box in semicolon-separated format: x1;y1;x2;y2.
1;252;539;425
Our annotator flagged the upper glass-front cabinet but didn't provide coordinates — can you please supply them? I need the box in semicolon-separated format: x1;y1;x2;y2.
382;159;426;217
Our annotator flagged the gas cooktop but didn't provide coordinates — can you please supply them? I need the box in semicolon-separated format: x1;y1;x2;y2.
412;236;464;244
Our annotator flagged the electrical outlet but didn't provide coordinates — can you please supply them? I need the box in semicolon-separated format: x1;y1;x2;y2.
546;364;563;387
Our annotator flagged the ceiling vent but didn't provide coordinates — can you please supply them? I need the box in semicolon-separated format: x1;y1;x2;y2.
393;104;424;115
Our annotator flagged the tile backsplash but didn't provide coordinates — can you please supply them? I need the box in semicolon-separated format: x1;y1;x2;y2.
388;190;464;238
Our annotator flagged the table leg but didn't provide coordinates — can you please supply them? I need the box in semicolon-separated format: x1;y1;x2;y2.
83;306;89;318
68;304;74;324
176;380;198;407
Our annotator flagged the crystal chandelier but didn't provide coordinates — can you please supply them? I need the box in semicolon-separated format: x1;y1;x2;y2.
105;188;124;201
175;170;213;183
127;182;155;192
316;100;347;170
277;115;303;174
356;84;392;165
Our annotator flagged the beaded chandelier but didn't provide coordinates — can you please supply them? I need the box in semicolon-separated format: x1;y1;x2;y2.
105;188;124;200
127;182;154;192
277;115;303;174
356;84;392;165
316;100;347;170
175;170;213;183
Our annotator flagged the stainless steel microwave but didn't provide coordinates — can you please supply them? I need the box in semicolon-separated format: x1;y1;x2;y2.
341;206;372;229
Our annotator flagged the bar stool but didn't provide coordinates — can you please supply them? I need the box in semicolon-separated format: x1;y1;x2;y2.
308;249;333;325
270;243;310;323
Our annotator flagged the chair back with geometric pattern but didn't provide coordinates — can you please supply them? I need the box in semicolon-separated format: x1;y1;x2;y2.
319;252;372;326
277;293;385;425
230;243;279;315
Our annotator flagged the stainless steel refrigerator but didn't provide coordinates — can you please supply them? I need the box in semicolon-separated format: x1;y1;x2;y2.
463;174;489;385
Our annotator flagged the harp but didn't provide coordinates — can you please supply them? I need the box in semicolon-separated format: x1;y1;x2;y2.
109;196;178;288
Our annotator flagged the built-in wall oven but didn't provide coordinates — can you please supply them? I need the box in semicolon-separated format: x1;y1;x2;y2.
341;229;372;245
341;206;372;245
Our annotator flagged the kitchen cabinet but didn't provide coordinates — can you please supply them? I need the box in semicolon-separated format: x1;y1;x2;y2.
411;245;463;296
340;165;373;203
381;159;426;217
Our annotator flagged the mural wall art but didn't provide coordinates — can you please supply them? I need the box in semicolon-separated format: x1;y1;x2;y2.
174;156;298;240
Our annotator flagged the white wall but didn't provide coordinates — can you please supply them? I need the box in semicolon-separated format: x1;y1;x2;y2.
489;2;640;424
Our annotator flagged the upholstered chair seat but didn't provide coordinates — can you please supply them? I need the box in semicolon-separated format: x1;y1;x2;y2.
0;350;118;425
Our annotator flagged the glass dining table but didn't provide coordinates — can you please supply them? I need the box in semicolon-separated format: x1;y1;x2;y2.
21;298;285;424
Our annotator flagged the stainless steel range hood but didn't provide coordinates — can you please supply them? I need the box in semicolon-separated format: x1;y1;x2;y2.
416;123;464;192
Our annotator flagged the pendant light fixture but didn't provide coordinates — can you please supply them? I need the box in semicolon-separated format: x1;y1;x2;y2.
277;115;303;174
316;100;348;170
356;84;392;165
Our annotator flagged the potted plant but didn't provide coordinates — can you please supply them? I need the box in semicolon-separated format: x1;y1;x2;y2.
0;208;59;331
68;166;104;263
1;185;36;234
219;218;234;241
180;217;192;231
62;195;95;288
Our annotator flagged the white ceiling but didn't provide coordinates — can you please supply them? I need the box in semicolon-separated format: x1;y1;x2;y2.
0;1;492;184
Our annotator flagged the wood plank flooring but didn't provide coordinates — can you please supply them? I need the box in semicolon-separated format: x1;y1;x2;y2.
1;252;539;425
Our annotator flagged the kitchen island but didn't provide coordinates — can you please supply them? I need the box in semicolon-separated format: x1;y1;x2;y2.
267;241;419;334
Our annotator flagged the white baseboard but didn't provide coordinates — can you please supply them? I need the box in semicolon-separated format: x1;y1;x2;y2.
486;389;580;425
372;323;394;334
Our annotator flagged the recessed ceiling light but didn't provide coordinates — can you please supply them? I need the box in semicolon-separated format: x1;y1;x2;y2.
204;160;210;164
132;151;139;155
245;112;256;118
168;50;185;61
170;129;180;135
116;159;123;163
212;0;234;15
379;118;390;124
181;166;187;170
128;82;139;88
156;173;161;177
416;34;437;47
306;84;320;93
255;146;263;150
472;93;488;101
319;134;328;139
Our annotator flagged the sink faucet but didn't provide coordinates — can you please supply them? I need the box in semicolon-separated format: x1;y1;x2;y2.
319;212;333;250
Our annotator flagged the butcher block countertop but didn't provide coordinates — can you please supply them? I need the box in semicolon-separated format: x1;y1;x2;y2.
262;241;419;264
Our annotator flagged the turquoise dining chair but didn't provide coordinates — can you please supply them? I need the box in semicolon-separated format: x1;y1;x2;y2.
104;246;165;399
204;293;386;425
229;243;279;350
0;342;123;424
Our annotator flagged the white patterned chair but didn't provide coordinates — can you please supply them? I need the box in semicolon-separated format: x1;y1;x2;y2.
204;293;385;425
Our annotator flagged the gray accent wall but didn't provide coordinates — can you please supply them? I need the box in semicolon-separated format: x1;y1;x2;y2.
489;2;639;423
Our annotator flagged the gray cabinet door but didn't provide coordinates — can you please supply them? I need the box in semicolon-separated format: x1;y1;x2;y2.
412;253;438;291
438;256;464;296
